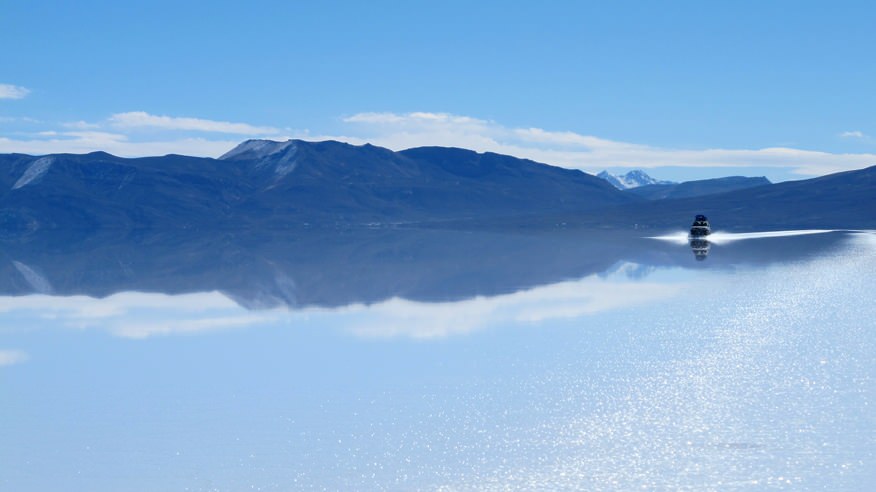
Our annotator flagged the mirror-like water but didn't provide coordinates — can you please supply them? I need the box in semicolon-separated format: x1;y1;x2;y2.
1;230;873;491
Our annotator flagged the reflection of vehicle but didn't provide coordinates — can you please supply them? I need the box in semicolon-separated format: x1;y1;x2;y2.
689;238;710;261
689;214;711;237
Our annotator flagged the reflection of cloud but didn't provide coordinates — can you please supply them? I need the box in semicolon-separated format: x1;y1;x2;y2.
0;274;683;341
0;292;267;339
0;350;28;367
0;292;238;316
112;314;276;339
345;276;682;339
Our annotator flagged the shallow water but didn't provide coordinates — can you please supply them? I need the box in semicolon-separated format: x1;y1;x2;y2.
1;229;873;491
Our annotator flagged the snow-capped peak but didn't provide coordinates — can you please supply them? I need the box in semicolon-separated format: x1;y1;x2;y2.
219;139;296;161
220;139;301;183
597;169;674;189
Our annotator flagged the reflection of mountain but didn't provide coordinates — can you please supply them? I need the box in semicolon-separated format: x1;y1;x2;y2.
0;229;851;309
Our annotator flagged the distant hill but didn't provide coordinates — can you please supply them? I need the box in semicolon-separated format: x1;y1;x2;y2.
490;165;876;231
658;165;876;229
597;169;674;189
0;140;634;232
626;176;771;200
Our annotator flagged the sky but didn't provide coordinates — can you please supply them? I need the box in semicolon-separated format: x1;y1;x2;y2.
2;0;875;182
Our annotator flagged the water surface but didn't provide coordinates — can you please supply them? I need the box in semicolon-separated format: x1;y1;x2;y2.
1;229;873;491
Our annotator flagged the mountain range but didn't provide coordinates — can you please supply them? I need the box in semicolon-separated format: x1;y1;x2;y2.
0;139;628;233
0;139;874;234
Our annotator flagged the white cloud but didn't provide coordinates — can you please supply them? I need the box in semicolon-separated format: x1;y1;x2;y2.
339;111;876;176
0;133;242;157
344;111;487;126
62;120;101;130
0;350;28;366
0;110;295;157
0;84;30;100
840;130;866;139
0;116;41;124
109;111;281;135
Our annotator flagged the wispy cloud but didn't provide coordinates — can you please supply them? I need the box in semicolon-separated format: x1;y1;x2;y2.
339;111;876;176
0;133;242;157
0;109;293;157
0;84;30;100
62;120;101;130
345;275;682;339
0;350;28;367
0;116;41;124
840;130;866;139
109;111;281;135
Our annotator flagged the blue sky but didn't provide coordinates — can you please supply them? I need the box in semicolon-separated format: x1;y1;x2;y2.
2;0;875;182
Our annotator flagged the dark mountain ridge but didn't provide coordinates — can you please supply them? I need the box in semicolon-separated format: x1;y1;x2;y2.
0;139;633;233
